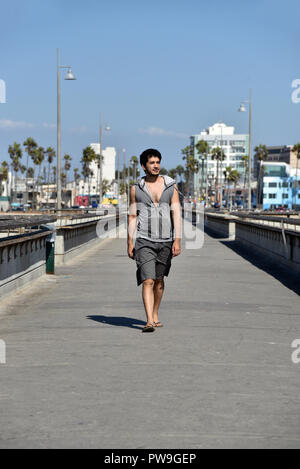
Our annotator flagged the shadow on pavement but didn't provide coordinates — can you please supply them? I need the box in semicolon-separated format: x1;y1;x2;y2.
87;315;145;330
204;227;228;239
221;239;300;297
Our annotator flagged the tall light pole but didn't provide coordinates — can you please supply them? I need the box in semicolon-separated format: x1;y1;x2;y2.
57;48;76;211
220;124;223;208
99;116;111;205
117;148;120;203
238;88;252;210
122;149;127;205
127;156;131;205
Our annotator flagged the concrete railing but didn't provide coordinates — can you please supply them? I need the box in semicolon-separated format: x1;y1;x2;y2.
203;211;300;273
54;210;126;264
204;212;236;240
235;219;300;273
0;229;53;299
0;210;126;299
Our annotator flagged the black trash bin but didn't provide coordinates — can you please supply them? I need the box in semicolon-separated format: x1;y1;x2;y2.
42;224;56;275
46;237;55;274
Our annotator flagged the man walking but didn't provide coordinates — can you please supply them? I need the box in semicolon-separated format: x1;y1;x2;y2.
127;148;181;332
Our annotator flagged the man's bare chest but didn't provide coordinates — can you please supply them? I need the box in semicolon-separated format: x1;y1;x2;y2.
145;178;165;204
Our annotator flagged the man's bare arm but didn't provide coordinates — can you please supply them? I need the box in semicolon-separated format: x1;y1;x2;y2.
127;185;137;259
171;184;182;257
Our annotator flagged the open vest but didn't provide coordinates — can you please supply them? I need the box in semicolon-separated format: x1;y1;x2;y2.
135;175;176;242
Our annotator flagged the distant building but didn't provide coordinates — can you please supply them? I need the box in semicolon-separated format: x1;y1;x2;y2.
89;145;116;183
254;145;299;179
259;162;300;210
190;122;249;198
0;171;11;211
75;146;117;204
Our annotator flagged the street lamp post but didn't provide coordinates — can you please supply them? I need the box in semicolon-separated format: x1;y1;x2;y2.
117;148;120;203
99;116;111;205
205;148;209;207
220;125;224;208
122;149;127;206
57;48;76;211
238;88;252;210
127;157;130;205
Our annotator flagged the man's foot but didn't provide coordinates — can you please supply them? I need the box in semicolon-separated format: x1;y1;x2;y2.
142;324;155;333
153;321;163;328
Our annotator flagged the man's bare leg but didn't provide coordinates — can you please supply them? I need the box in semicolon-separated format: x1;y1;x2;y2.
153;278;164;325
142;279;155;325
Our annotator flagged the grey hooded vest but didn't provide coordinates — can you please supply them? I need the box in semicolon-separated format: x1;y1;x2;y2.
135;175;176;242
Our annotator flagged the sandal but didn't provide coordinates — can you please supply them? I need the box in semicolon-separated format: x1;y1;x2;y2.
142;324;155;333
153;321;163;328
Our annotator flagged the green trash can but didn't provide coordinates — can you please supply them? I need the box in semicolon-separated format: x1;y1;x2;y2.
44;225;56;275
46;238;55;274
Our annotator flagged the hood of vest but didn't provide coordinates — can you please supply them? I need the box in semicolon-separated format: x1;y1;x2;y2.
137;175;176;190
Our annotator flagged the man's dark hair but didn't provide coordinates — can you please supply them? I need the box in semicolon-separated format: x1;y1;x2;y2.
139;148;162;167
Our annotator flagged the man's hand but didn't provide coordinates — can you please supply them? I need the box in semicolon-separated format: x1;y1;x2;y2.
172;239;181;257
128;243;135;260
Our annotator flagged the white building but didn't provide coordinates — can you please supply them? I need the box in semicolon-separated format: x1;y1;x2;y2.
89;144;116;183
190;122;249;197
77;145;116;198
0;171;11;211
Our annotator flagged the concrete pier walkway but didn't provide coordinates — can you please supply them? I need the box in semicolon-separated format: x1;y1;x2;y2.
0;230;300;449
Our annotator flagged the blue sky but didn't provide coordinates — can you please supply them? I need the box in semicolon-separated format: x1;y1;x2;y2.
1;0;300;173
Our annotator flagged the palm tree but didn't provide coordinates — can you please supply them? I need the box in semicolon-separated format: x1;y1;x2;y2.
73;168;81;203
130;156;139;183
61;172;67;189
223;166;232;208
27;167;34;178
186;157;200;200
52;166;56;184
159;167;168;175
95;152;103;197
36;147;45;181
168;168;177;180
44;147;56;205
45;147;56;184
32;146;44;208
292;143;300;208
102;178;111;197
64;154;72;185
23;138;37;205
8;142;22;202
175;164;185;196
119;182;126;196
211;146;226;204
227;168;240;210
81;146;97;205
23;138;37;174
254;144;268;208
176;165;184;182
195;140;209;198
182;145;197;196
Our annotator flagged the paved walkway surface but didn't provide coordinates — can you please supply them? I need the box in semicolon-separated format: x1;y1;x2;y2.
0;228;300;449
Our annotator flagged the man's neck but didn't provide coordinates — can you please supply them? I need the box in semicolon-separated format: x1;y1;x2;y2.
145;174;162;183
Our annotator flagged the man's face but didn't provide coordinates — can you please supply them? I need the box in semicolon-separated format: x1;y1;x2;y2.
143;156;161;176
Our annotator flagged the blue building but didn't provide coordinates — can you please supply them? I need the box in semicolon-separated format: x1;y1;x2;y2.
260;162;300;210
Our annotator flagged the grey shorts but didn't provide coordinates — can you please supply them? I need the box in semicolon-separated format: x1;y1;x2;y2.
134;237;173;286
